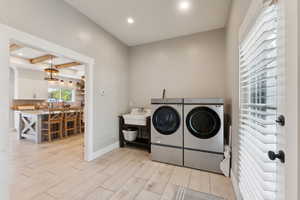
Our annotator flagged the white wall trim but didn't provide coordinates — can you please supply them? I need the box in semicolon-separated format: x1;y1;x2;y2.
231;169;242;200
91;142;119;160
0;23;95;162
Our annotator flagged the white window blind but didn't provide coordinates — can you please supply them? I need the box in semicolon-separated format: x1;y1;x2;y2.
238;1;279;200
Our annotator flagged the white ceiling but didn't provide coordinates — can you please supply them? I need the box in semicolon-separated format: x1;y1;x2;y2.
11;47;46;59
64;0;231;46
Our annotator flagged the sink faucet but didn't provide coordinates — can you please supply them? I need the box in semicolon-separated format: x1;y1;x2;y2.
139;107;145;112
162;88;166;99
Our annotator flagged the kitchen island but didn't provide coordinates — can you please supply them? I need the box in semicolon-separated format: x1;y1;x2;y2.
18;108;82;143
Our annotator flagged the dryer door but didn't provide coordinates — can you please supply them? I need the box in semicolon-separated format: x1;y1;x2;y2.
152;106;180;135
186;107;221;139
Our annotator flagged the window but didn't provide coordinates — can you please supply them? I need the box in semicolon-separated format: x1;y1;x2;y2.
48;87;75;102
61;88;73;102
238;1;279;200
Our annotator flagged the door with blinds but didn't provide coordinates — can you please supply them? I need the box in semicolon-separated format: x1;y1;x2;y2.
238;0;285;199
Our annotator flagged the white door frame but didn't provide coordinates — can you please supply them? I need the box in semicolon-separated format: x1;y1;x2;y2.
284;0;299;199
0;23;95;161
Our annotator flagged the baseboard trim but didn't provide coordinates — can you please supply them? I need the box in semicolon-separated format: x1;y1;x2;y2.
91;141;119;160
231;169;242;200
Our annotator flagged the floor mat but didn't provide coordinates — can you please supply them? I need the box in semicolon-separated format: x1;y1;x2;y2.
173;187;224;200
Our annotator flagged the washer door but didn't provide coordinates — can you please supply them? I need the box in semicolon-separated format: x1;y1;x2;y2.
152;106;180;135
186;107;221;139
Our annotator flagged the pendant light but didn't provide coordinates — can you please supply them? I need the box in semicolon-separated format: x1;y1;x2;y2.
44;57;59;82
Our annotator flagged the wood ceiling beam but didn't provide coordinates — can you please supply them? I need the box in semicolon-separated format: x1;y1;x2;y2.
10;44;23;52
30;54;55;64
55;62;81;69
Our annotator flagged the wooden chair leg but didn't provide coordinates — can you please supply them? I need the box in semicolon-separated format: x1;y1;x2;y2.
75;120;77;134
65;121;68;137
79;121;81;134
48;124;52;142
59;122;63;139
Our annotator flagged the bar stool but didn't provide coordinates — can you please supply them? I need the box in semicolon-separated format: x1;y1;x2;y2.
42;109;63;142
64;109;78;136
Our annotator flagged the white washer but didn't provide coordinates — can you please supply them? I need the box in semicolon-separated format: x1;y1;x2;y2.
151;98;183;166
184;98;224;173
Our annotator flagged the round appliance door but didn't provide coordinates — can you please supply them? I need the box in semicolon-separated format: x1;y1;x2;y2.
152;106;180;135
186;106;221;139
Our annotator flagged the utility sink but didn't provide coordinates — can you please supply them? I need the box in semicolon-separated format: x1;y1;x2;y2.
123;108;151;126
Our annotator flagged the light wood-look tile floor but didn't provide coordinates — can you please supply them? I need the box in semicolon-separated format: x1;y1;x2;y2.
9;132;235;200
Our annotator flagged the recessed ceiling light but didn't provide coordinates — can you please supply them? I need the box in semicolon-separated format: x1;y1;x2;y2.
127;17;135;24
17;52;23;56
178;1;191;11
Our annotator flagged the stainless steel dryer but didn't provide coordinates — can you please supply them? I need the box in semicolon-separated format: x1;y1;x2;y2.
184;98;224;173
151;98;183;166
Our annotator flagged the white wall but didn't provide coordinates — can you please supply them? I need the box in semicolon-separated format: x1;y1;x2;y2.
0;30;10;200
14;68;48;99
14;68;82;102
9;68;14;129
129;29;226;107
0;0;129;154
284;0;299;198
298;0;300;196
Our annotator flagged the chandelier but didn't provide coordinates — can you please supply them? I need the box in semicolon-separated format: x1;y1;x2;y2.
44;57;59;82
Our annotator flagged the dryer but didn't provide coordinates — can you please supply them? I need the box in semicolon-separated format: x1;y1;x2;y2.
151;98;183;166
183;98;224;173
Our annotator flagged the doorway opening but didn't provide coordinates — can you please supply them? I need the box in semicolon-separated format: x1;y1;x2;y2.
3;25;95;198
0;24;95;161
9;41;88;151
9;34;91;160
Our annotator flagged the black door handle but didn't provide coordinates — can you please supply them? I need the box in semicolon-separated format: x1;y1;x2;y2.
268;150;285;163
275;115;285;126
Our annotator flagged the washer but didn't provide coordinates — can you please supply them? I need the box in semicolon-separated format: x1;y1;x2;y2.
184;98;224;173
151;98;183;166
